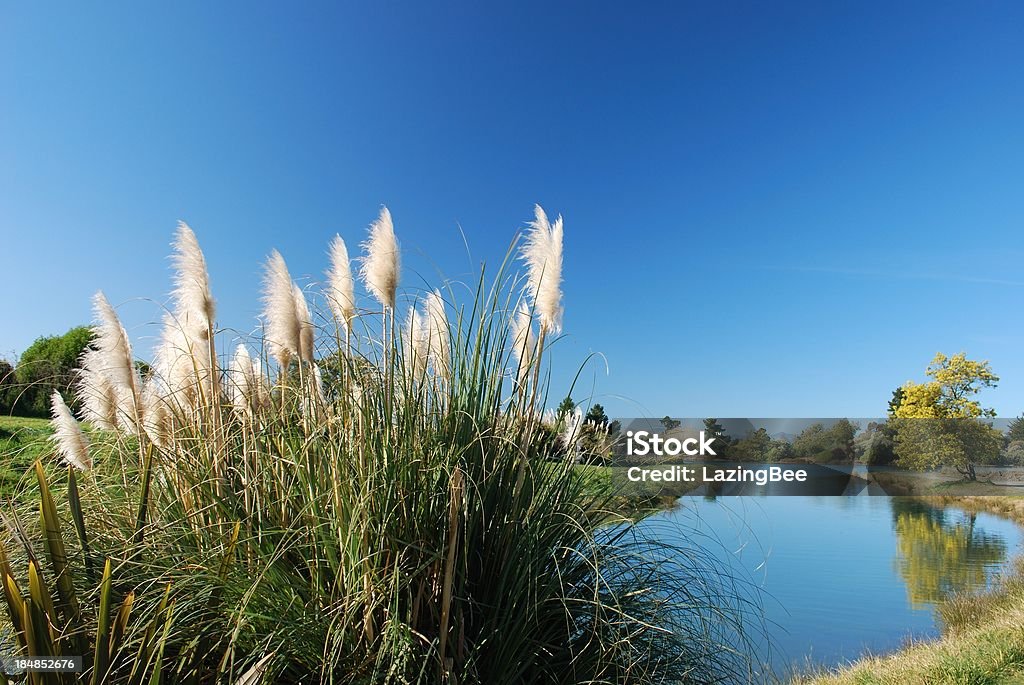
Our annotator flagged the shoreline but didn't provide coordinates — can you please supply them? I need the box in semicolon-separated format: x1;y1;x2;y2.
796;494;1024;685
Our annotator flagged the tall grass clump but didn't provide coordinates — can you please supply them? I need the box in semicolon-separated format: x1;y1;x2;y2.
0;205;762;684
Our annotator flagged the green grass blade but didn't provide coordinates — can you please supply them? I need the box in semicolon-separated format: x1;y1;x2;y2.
90;559;113;685
34;463;83;638
66;466;95;581
132;443;155;546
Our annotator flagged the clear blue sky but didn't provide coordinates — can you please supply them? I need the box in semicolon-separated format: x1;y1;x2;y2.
2;2;1022;419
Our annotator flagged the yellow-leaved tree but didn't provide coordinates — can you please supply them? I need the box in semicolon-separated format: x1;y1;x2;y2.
890;352;1002;480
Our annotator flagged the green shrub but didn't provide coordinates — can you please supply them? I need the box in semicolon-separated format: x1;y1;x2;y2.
7;326;92;417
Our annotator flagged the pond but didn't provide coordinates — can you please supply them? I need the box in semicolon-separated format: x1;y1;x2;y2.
637;496;1024;680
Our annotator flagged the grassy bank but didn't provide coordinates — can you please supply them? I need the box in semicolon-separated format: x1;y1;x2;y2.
0;415;50;497
798;495;1024;685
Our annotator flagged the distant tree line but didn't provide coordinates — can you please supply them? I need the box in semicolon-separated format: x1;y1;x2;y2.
703;418;858;464
0;326;92;417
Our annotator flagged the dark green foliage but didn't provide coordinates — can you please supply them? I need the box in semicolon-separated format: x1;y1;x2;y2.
791;420;858;463
10;326;93;417
0;359;15;415
703;418;725;438
857;421;898;467
1007;415;1024;444
577;425;612;465
764;439;793;463
731;429;790;462
1002;440;1024;466
659;416;680;431
732;428;771;461
703;418;730;459
888;386;906;416
556;395;575;419
584;403;609;429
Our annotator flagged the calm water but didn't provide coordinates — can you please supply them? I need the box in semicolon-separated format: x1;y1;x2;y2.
637;496;1024;679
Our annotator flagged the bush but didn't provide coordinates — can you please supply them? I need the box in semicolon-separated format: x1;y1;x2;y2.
0;358;14;414
856;421;898;467
792;420;857;463
1001;440;1024;466
8;326;93;416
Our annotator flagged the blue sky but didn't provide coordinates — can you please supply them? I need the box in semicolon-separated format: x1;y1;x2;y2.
2;2;1022;419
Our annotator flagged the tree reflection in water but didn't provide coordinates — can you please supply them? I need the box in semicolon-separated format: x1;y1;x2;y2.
891;499;1008;607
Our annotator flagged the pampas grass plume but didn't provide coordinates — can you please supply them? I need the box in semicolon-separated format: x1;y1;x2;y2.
424;289;450;379
560;405;584;453
92;291;135;392
360;207;400;310
90;291;140;430
402;305;428;378
327;234;357;334
78;347;119;430
293;283;315;364
49;391;91;470
312;363;327;406
520;205;564;334
229;344;263;414
263;250;300;368
171;221;216;337
141;380;172;447
510;300;537;386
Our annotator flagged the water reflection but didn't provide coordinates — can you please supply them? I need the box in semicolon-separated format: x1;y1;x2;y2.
891;499;1008;607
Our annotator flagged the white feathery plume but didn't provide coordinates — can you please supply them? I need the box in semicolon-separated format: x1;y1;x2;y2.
402;305;428;379
77;347;119;430
360;207;400;310
262;250;300;369
153;313;207;408
171;222;216;338
90;291;140;431
49;391;91;470
293;283;315;364
540;408;558;429
167;222;218;400
311;363;328;406
519;205;564;334
229;344;257;414
510;300;537;386
141;379;172;447
560;405;584;454
119;366;144;435
424;289;450;379
326;234;357;334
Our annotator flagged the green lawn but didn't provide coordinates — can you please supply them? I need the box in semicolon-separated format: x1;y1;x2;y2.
0;415;52;497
